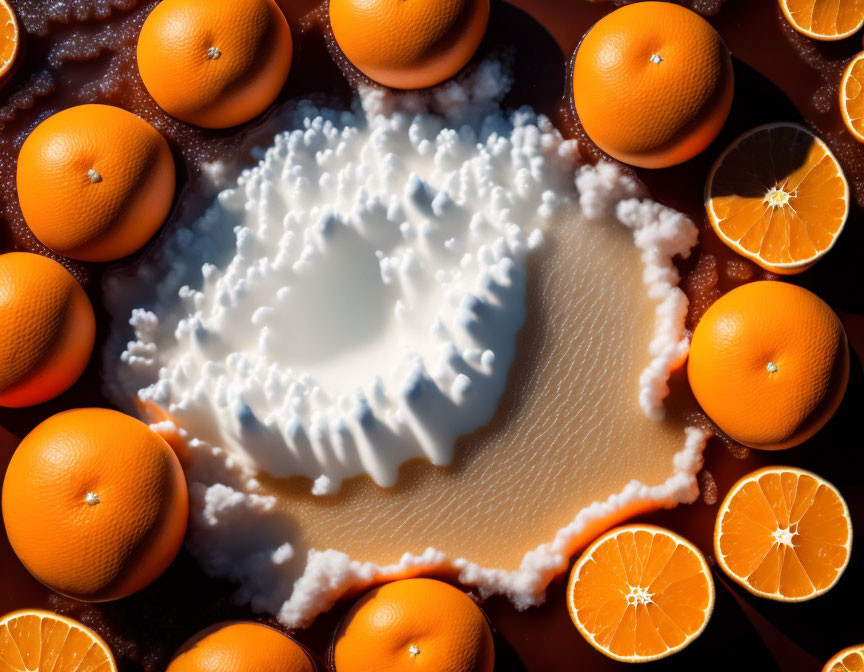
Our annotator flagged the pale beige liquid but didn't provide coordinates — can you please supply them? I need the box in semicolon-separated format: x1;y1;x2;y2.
256;206;697;573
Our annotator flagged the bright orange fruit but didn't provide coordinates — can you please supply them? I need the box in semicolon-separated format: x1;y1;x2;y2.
0;252;95;408
840;52;864;143
0;609;117;672
137;0;293;128
0;0;19;85
779;0;864;40
715;467;852;602
329;0;490;90
572;1;733;168
566;524;714;663
333;578;494;672
705;123;849;273
1;408;189;602
825;644;864;672
17;104;175;262
688;281;848;450
167;622;314;672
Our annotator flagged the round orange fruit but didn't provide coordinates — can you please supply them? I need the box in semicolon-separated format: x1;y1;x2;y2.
688;281;849;450
333;578;494;672
137;0;293;128
0;252;95;408
1;408;188;601
715;467;852;602
825;644;864;672
17;104;175;262
840;53;864;143
566;524;714;663
705;123;849;274
0;609;117;672
572;1;733;168
329;0;490;90
779;0;864;41
0;0;20;85
167;622;314;672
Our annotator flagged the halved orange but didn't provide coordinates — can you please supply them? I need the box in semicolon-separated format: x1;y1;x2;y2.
0;0;19;83
705;123;849;274
566;524;714;663
779;0;864;40
825;644;864;672
715;466;852;602
0;609;117;672
840;52;864;142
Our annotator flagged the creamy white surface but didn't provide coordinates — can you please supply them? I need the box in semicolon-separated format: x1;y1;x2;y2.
103;60;704;627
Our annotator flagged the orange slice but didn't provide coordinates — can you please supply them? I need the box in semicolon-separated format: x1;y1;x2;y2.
840;52;864;142
0;609;117;672
779;0;864;40
705;123;849;274
825;645;864;672
0;0;19;83
566;524;714;663
715;466;852;602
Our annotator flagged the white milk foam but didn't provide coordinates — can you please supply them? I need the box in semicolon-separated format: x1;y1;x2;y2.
104;60;704;625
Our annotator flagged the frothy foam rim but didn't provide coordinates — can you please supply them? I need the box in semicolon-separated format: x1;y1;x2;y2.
104;58;706;626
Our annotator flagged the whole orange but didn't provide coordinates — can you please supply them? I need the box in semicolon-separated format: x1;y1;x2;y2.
688;281;848;450
167;622;314;672
329;0;489;90
572;2;733;168
333;578;494;672
137;0;293;128
17;104;175;262
0;252;95;408
1;408;188;601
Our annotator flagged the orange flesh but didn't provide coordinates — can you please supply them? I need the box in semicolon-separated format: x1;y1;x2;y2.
780;0;864;39
707;124;848;270
716;469;851;600
825;646;864;672
0;0;17;80
0;610;116;672
249;206;698;573
567;526;713;662
841;54;864;141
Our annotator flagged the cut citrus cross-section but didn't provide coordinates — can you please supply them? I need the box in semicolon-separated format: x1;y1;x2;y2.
715;466;852;602
840;52;864;142
566;524;714;663
779;0;864;40
0;609;117;672
0;0;19;84
825;644;864;672
705;123;849;274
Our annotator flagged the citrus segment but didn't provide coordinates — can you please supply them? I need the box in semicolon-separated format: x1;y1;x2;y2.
333;578;494;672
779;0;864;40
137;0;293;128
688;281;849;450
1;408;189;602
0;609;117;672
329;0;489;90
715;467;852;602
16;104;175;262
0;252;95;408
572;1;733;168
167;622;314;672
0;0;18;84
566;524;714;663
825;645;864;672
705;123;848;273
840;53;864;142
